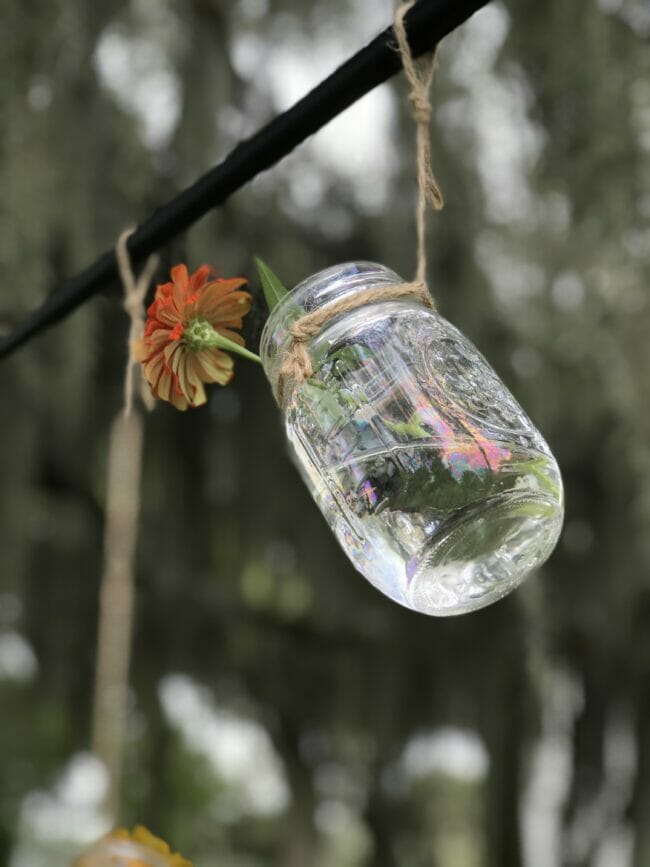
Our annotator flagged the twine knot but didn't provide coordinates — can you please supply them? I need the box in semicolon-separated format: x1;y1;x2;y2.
409;91;432;124
123;292;145;319
115;228;160;415
394;0;444;276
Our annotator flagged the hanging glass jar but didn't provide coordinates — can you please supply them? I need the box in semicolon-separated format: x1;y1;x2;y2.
261;262;564;616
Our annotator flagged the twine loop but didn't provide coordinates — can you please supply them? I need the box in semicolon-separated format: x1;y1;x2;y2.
115;228;159;415
274;0;443;406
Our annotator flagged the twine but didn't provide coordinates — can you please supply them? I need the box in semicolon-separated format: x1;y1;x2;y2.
91;229;158;821
276;0;443;405
394;0;444;280
115;228;159;415
277;281;433;404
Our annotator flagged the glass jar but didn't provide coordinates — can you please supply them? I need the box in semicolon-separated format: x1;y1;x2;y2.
261;262;563;616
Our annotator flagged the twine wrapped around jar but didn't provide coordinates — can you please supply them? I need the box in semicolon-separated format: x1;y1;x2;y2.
277;280;434;404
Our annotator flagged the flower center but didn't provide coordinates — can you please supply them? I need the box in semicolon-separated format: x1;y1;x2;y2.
184;317;218;351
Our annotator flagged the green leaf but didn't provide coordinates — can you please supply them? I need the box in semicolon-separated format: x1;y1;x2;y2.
255;256;290;312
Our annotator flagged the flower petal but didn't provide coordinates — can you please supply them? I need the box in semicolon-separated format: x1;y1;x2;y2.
188;264;213;292
170;387;190;411
156;367;174;402
214;326;245;346
170;264;189;311
154;301;182;329
189;377;207;407
194;347;234;385
170;264;189;292
143;350;166;388
198;288;251;321
174;353;192;400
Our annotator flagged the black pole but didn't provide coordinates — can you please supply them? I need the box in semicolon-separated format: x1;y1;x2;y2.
0;0;489;360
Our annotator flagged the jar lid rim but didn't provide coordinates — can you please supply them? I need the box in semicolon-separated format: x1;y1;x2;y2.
260;261;401;348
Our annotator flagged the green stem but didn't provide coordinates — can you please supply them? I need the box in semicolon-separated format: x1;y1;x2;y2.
211;332;262;365
184;318;262;364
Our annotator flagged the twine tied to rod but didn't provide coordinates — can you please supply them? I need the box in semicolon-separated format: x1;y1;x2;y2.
91;229;158;822
115;228;159;415
394;0;444;282
275;0;443;406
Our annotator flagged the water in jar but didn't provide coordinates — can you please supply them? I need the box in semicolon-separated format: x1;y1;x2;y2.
285;302;563;616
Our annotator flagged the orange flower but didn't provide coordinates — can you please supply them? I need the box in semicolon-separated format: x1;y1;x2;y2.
74;825;192;867
134;263;256;411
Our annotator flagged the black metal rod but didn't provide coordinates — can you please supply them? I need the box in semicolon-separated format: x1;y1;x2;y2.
0;0;489;360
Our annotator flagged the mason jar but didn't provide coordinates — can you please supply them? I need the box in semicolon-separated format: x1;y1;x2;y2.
260;262;563;616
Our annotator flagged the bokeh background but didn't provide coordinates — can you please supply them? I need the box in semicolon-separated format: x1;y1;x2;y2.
2;0;650;865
